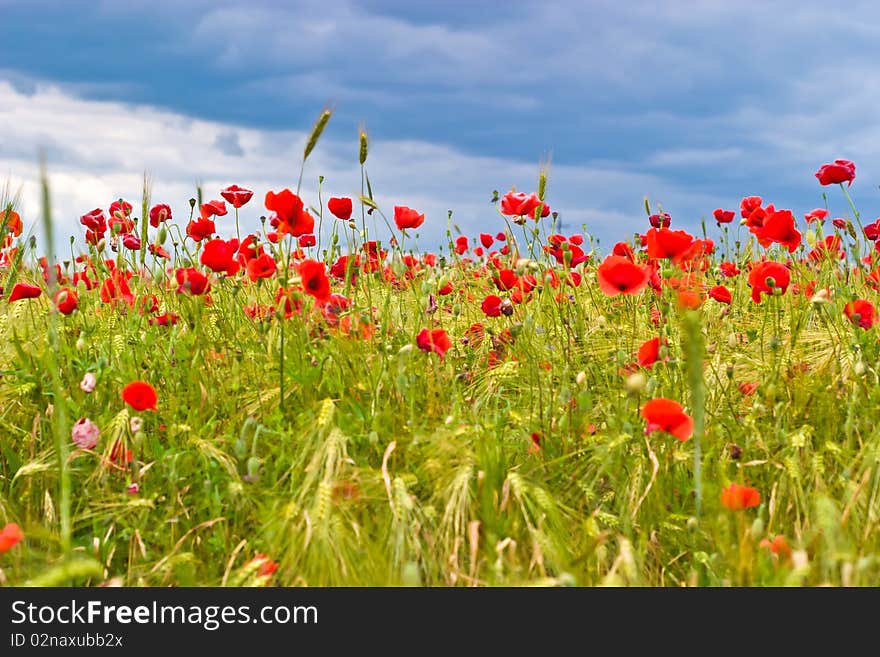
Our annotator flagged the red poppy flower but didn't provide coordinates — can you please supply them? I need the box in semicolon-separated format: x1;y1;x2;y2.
329;254;357;281
455;236;468;255
597;255;651;297
753;209;802;253
394;205;425;231
646;228;695;261
641;398;693;441
808;235;843;262
637;337;665;369
149;203;172;228
708;285;732;305
265;189;314;237
649;212;671;228
220;185;254;209
8;282;42;302
720;482;761;511
149;313;179;327
759;535;792;559
108;212;135;234
249;553;279;579
201;238;241;275
815;159;856;186
109;199;133;218
149;243;170;260
236;234;262;265
80;208;107;232
713;208;735;224
740;196;763;218
416;328;452;359
748;261;790;303
612;241;635;261
298;259;331;302
720;261;741;277
844;299;877;329
2;208;22;236
481;294;503;317
186;218;216;242
500;191;549;218
121;234;141;251
121;381;158;411
54;287;78;315
492;269;518;291
677;289;703;310
100;270;134;307
175;267;210;295
804;208;828;224
739;382;759;396
246;253;278;281
328;197;353;220
297;234;315;248
0;523;24;553
832;218;847;230
200;199;228;220
137;294;159;315
864;219;880;241
479;233;494;248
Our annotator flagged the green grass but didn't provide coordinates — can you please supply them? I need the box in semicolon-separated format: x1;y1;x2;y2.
1;142;879;587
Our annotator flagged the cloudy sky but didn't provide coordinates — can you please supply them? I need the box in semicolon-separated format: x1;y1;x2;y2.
2;0;879;253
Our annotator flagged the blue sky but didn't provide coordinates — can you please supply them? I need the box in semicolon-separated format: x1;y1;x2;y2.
2;0;880;252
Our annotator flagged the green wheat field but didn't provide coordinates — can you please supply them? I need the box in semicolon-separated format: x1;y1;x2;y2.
0;115;877;587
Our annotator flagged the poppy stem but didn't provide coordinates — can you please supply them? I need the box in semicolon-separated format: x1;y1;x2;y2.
39;153;73;560
682;309;705;518
839;184;866;265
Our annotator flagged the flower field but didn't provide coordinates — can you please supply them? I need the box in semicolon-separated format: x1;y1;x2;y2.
1;122;879;587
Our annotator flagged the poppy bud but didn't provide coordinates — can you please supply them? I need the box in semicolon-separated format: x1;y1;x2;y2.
96;238;106;252
686;517;699;533
625;371;647;393
750;517;765;541
805;229;817;248
576;371;587;385
246;456;261;479
157;226;167;244
500;298;514;316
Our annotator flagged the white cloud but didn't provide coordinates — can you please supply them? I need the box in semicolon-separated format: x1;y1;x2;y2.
0;79;727;256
